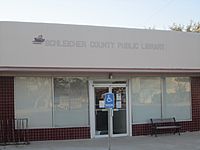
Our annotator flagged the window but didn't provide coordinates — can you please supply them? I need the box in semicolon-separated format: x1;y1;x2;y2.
132;77;161;123
131;77;191;124
15;77;89;128
163;77;191;120
54;77;89;127
15;77;52;128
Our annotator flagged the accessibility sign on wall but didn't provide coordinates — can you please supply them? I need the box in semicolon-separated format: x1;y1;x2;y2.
104;93;115;109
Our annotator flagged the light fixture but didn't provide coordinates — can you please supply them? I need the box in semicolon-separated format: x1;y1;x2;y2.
109;73;113;79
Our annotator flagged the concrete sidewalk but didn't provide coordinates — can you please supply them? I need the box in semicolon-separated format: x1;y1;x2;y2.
1;131;200;150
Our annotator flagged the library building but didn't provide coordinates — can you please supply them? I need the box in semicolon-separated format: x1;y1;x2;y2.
0;21;200;142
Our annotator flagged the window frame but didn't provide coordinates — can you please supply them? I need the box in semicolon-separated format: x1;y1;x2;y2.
131;77;162;124
52;77;90;128
14;76;53;129
131;76;192;125
14;76;90;129
161;77;192;122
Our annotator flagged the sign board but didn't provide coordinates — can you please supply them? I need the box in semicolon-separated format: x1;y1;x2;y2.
104;93;115;109
99;100;105;108
0;22;200;71
116;101;122;108
116;93;121;101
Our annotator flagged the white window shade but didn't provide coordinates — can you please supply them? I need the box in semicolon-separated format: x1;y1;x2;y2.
54;77;89;127
14;77;52;128
163;77;191;120
131;77;161;123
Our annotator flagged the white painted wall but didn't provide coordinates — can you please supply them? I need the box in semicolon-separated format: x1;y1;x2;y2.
0;21;199;69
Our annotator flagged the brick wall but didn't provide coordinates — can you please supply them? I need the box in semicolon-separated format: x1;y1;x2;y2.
0;76;90;142
0;77;14;120
132;77;200;136
27;127;90;141
0;77;14;143
1;76;200;141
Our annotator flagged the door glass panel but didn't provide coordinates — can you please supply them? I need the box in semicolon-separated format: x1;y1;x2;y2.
112;87;127;134
95;87;109;135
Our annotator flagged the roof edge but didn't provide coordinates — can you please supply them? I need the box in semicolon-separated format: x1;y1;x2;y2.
1;66;200;73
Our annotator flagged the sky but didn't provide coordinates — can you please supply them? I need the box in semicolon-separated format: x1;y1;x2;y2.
0;0;199;30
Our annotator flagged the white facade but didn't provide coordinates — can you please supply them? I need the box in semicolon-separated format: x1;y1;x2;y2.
0;21;200;72
0;22;198;139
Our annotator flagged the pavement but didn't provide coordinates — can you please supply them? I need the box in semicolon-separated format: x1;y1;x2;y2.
1;131;200;150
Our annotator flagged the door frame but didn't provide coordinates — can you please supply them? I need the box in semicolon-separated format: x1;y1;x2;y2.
89;80;131;138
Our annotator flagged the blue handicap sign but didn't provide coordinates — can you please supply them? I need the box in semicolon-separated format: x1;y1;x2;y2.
104;93;115;109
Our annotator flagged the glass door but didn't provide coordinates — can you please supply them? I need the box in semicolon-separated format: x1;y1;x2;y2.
112;87;127;135
94;87;109;136
94;84;128;137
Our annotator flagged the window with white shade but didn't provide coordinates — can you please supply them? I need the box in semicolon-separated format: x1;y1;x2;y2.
15;76;89;128
162;77;191;120
54;77;89;127
131;77;162;123
14;77;52;128
131;77;191;124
